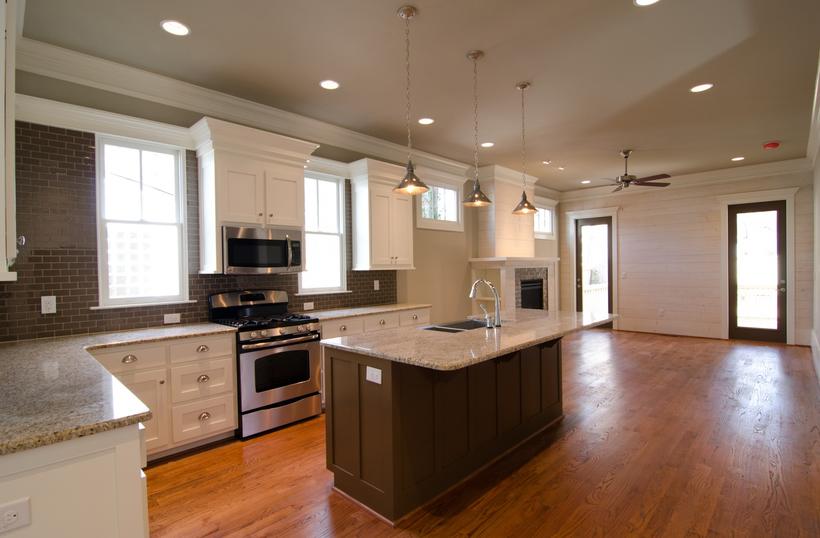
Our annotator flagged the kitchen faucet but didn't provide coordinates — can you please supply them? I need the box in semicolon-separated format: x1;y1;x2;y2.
469;279;501;327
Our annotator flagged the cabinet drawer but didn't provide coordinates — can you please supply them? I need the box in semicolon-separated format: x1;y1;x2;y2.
170;357;234;403
399;308;430;327
169;335;233;364
363;312;400;332
171;393;236;444
93;344;167;374
321;317;364;340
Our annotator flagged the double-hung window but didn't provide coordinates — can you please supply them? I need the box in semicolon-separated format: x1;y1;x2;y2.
299;173;346;293
416;174;464;232
96;135;188;307
534;196;558;240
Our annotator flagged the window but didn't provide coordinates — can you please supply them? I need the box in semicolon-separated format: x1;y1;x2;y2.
416;177;464;232
299;174;346;293
96;136;187;307
534;196;558;240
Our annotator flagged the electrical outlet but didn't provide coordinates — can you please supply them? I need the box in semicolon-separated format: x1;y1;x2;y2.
163;313;181;324
365;366;382;385
303;302;314;311
0;497;30;533
41;295;57;315
373;280;380;291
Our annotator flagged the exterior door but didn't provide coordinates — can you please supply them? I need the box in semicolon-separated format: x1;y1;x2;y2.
728;201;786;342
575;217;613;317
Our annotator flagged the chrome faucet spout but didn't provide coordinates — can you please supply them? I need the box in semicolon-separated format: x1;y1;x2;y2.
468;279;502;327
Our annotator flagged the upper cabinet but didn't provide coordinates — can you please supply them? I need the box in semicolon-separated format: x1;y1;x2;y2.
0;1;17;282
350;159;414;271
191;118;318;273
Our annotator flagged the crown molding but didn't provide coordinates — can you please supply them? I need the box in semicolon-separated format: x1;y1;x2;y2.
558;158;813;202
16;94;195;148
415;165;468;189
16;38;470;177
349;158;406;185
306;156;350;179
477;164;539;187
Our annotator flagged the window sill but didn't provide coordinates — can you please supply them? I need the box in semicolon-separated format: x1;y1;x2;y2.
416;220;464;233
91;299;197;311
535;233;556;240
295;290;352;297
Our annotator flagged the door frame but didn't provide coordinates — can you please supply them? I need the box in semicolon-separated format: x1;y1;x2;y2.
574;216;614;315
718;188;798;344
566;207;620;329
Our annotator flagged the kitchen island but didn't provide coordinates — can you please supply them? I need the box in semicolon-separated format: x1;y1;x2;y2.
321;309;613;523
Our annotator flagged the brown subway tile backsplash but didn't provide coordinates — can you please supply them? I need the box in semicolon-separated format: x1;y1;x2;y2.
0;122;396;341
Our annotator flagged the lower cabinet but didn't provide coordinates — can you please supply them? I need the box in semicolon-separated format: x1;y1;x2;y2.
91;333;237;460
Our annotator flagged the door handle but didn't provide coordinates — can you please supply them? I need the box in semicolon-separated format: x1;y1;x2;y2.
779;287;786;292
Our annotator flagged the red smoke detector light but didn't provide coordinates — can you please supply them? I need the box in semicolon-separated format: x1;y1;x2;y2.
763;141;781;150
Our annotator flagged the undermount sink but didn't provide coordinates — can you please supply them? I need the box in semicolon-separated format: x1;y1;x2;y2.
423;319;489;333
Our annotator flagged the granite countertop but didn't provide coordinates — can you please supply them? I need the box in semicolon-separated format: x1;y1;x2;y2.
0;323;236;456
321;310;613;371
312;303;432;321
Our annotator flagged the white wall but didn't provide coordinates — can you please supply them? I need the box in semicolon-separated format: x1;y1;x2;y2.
560;169;814;343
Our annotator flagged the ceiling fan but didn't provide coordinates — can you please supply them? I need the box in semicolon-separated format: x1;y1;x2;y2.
604;150;671;193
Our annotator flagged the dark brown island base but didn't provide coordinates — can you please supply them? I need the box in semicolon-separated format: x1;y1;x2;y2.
321;309;613;523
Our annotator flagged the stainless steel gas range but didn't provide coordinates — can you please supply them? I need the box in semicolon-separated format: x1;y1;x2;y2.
208;290;322;438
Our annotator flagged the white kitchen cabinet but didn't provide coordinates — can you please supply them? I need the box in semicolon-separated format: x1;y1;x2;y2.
117;367;170;453
191;117;319;273
350;159;415;270
0;1;17;282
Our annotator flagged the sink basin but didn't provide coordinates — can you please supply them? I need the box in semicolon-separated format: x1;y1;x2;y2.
423;319;489;333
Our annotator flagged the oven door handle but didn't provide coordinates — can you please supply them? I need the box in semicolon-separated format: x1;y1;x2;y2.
286;237;293;269
241;334;319;351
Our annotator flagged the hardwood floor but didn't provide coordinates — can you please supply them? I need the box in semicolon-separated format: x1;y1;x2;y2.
146;330;820;537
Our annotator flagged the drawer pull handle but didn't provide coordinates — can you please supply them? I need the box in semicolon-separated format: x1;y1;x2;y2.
340;325;347;331
121;354;138;364
197;374;210;384
412;314;418;320
159;379;165;385
197;345;210;353
379;319;386;325
198;411;211;422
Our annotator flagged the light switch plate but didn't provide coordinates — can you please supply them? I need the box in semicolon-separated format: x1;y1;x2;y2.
303;302;314;311
365;366;382;385
41;295;56;314
163;313;181;324
373;280;380;291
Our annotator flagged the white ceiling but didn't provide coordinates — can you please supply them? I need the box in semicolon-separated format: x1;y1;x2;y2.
20;0;820;191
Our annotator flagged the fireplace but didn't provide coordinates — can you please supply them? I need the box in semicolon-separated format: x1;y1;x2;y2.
514;267;549;310
520;279;544;309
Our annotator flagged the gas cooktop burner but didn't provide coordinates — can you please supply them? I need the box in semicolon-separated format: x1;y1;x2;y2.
213;313;317;330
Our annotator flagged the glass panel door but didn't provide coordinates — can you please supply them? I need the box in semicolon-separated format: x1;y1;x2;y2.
575;217;613;317
729;201;786;342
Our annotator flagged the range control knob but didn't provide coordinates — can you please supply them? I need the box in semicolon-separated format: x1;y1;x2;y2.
260;330;268;337
250;331;259;339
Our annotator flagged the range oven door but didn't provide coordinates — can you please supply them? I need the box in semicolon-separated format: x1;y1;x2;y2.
223;226;303;274
238;335;320;412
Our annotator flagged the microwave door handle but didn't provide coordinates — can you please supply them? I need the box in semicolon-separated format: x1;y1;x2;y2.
286;237;293;268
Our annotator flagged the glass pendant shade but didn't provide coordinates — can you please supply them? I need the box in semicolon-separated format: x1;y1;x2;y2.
512;190;537;214
463;178;492;207
393;160;429;195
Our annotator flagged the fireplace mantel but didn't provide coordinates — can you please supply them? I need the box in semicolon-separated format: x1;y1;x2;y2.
469;257;560;318
469;257;560;269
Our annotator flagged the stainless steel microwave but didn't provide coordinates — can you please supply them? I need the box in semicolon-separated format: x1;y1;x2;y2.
222;226;303;274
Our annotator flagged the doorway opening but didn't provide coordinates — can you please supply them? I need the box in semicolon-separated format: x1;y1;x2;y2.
575;216;613;320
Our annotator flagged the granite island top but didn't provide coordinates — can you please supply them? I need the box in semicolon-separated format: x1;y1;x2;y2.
0;323;236;456
321;309;613;371
311;303;432;321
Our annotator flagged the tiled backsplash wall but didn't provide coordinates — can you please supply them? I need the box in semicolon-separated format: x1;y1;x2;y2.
0;122;396;341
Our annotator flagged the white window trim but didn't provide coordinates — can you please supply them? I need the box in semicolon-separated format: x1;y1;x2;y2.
298;171;348;295
534;195;558;240
95;134;189;308
415;176;465;232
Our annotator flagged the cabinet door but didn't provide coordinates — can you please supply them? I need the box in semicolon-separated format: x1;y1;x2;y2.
369;184;393;267
265;172;303;227
390;193;413;267
117;368;170;454
219;156;265;225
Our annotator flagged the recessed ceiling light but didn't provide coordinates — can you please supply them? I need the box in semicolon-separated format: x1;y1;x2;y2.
481;142;494;148
581;180;591;184
731;156;745;162
161;20;190;36
320;80;340;90
690;83;714;93
634;0;661;6
542;160;552;165
418;117;435;125
557;166;565;171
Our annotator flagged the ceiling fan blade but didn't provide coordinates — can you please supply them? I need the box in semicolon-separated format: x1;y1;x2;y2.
636;174;671;182
612;185;623;193
634;181;670;187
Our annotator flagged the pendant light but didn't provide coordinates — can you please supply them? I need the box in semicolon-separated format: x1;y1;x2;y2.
463;50;492;207
393;5;429;196
512;81;537;215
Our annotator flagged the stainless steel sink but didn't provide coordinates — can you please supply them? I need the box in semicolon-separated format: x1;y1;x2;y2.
423;319;488;333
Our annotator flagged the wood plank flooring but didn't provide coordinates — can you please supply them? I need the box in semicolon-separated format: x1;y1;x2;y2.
146;330;820;537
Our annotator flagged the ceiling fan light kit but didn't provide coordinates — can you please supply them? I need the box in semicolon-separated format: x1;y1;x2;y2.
512;81;537;215
463;50;492;208
393;5;430;196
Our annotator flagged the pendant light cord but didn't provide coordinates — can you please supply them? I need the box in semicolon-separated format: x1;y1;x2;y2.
472;56;480;182
405;16;413;164
520;84;527;189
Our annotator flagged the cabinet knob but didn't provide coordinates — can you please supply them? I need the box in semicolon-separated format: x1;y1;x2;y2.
197;344;209;353
198;411;211;422
121;354;138;364
159;379;165;385
197;374;210;384
379;319;386;325
258;212;263;217
412;314;418;320
340;325;347;331
269;213;274;218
